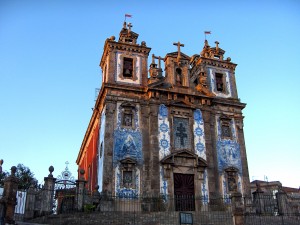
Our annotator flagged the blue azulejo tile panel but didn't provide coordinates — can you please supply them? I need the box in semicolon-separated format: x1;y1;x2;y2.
173;117;191;150
202;169;209;204
115;165;140;198
113;130;143;166
216;116;242;173
217;139;242;173
158;104;171;160
160;166;168;196
193;109;207;160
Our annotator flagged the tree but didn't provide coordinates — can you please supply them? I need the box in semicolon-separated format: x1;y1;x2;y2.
15;163;38;189
0;163;38;189
0;170;9;186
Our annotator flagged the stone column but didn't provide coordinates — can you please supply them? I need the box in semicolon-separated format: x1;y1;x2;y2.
76;169;87;211
41;166;56;216
3;166;19;225
231;192;245;225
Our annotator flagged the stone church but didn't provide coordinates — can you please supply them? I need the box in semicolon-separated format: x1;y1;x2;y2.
76;22;251;203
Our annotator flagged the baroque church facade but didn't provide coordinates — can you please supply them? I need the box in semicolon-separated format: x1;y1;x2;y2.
76;22;251;202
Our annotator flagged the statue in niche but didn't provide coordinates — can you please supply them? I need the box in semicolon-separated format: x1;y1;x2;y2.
175;68;182;85
228;176;237;192
199;71;208;88
123;113;132;127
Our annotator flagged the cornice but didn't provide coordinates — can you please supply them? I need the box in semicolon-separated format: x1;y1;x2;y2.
198;57;237;70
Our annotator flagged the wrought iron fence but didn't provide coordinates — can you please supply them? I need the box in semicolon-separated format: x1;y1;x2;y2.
33;193;234;225
244;194;300;225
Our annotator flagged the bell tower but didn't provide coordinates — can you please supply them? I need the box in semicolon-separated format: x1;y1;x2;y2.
164;41;190;87
99;22;151;87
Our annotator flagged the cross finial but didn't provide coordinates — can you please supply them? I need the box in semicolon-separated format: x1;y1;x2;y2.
127;23;132;32
65;161;69;170
173;41;184;63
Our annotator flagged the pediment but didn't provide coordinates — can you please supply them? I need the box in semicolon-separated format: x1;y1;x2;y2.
120;157;137;165
148;79;173;89
161;149;207;168
165;52;190;61
224;166;239;173
171;99;195;108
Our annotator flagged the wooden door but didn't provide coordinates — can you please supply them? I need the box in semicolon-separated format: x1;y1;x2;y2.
174;173;195;211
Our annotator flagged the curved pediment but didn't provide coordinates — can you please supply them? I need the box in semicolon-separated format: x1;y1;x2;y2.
161;149;207;168
120;157;137;165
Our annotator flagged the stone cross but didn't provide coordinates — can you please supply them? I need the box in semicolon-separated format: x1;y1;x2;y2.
173;41;184;62
176;123;187;146
127;23;132;32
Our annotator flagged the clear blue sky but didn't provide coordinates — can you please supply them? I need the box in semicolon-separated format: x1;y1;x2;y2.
1;0;299;188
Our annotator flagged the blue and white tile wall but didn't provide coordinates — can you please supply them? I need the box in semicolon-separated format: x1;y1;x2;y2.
193;109;209;203
216;116;243;196
158;104;170;196
158;104;171;160
160;166;168;196
202;169;209;204
222;175;231;204
115;165;140;198
193;109;207;160
97;107;106;192
113;102;143;197
207;68;233;98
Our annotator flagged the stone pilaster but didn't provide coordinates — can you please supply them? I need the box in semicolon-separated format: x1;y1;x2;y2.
76;169;87;211
231;192;245;225
103;101;116;194
149;103;159;194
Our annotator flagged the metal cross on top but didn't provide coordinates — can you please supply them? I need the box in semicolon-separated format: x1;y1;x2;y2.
173;41;184;63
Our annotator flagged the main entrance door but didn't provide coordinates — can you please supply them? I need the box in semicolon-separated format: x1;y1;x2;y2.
174;173;195;211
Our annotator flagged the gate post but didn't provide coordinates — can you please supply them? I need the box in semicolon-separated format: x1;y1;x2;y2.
276;185;288;215
252;182;265;214
231;192;245;225
24;184;36;220
3;166;19;225
76;169;87;212
41;166;56;216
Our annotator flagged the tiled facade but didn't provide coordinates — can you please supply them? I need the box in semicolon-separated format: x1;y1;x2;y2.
76;22;251;204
